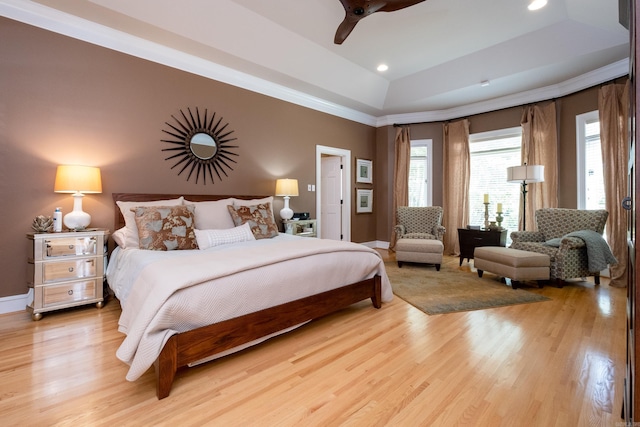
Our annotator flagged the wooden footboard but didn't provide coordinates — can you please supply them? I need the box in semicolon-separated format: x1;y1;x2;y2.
154;275;382;399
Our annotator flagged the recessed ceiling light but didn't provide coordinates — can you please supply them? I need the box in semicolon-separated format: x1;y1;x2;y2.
528;0;547;11
377;64;389;72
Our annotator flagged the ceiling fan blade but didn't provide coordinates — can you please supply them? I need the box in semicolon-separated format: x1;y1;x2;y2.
334;0;427;44
334;18;359;45
379;0;427;13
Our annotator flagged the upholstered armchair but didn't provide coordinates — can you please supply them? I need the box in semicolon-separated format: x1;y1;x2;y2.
395;206;445;242
509;208;610;285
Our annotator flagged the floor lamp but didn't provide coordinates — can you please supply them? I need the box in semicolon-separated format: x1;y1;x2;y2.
507;164;544;231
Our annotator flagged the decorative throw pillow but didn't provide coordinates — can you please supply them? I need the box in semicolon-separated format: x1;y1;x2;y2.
227;203;279;239
132;204;198;251
194;222;255;249
116;197;184;248
234;197;275;222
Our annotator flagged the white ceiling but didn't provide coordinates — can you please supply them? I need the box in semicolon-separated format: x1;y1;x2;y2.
1;0;630;126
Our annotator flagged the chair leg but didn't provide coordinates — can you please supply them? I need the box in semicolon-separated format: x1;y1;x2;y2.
477;269;483;278
397;261;403;268
594;275;600;285
435;263;441;271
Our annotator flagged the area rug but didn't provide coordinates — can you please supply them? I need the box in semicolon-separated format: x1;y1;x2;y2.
385;259;550;315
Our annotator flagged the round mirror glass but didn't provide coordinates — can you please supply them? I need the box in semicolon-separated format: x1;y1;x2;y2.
190;133;217;159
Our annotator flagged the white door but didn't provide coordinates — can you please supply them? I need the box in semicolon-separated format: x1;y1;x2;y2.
321;155;343;240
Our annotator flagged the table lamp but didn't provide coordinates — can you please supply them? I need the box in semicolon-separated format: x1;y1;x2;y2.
275;178;299;220
54;165;102;230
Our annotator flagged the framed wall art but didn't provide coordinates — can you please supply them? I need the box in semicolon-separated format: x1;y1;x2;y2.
356;158;373;184
356;189;373;214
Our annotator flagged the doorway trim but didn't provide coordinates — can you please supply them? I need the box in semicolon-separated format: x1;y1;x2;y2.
316;145;351;241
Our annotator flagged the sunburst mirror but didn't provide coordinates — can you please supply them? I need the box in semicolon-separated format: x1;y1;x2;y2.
161;107;239;184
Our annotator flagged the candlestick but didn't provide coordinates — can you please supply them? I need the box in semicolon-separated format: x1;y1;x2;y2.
484;202;489;229
496;211;503;229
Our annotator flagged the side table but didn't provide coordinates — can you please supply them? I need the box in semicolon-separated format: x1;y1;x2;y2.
457;228;507;266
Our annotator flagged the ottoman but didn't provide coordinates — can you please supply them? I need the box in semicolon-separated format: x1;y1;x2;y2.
396;239;444;271
474;246;550;289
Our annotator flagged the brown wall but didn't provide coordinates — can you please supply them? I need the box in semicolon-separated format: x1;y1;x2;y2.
0;18;376;297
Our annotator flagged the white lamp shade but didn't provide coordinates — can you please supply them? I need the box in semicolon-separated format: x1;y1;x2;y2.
275;178;299;196
54;165;102;193
54;165;102;230
507;165;544;183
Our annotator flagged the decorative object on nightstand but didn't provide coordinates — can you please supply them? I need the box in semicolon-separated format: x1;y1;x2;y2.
283;219;317;237
54;165;102;230
26;228;109;321
275;178;299;220
483;193;490;229
31;215;53;233
507;163;544;231
496;202;504;229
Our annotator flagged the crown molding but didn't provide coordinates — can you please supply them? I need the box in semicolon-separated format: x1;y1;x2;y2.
377;59;629;127
1;0;629;129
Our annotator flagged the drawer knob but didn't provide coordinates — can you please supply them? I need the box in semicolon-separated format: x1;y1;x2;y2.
68;245;74;249
68;290;73;295
68;267;74;272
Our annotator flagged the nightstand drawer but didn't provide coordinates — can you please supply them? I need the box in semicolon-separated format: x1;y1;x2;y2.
40;279;99;308
41;258;99;283
44;236;98;258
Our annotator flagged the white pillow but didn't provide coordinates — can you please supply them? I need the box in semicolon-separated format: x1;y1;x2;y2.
194;223;255;249
186;198;235;230
112;227;127;248
234;197;275;221
116;197;184;249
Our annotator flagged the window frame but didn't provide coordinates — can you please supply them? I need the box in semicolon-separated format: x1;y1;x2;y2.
576;110;601;210
409;138;433;207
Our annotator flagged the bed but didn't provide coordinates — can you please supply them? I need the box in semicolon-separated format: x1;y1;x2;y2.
107;193;393;399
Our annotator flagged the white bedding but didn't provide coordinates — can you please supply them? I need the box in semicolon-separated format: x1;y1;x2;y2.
106;234;392;381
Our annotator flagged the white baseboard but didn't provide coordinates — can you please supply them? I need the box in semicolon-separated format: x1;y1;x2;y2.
359;241;390;249
0;289;32;315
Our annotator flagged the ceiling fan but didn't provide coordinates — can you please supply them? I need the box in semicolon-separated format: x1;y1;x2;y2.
335;0;427;44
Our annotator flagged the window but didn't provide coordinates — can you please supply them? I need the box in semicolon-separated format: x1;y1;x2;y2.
576;111;605;210
469;127;522;237
408;139;433;206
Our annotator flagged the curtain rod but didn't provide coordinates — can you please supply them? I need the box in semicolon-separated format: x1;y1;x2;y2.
393;121;432;127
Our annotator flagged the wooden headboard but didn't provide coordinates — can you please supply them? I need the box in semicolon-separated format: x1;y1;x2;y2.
112;193;268;231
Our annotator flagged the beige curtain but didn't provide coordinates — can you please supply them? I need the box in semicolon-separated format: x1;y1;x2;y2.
520;101;559;230
598;81;630;288
389;126;411;251
442;119;470;255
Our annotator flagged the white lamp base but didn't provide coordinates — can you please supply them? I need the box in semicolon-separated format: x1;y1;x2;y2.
63;193;91;230
280;196;294;220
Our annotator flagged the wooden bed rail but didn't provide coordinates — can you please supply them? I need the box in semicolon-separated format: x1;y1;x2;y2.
154;275;382;399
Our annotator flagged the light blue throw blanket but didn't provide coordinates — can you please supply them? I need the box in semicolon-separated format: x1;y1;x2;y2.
564;230;618;272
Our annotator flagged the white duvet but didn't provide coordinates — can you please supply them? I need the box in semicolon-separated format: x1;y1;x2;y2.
106;234;392;381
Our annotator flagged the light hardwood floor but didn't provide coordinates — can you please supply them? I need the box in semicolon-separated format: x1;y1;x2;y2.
0;252;627;426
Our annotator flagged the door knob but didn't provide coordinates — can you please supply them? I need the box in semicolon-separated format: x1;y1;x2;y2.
622;196;632;211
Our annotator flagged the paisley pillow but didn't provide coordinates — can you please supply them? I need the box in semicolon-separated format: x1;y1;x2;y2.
227;203;279;239
132;204;198;251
